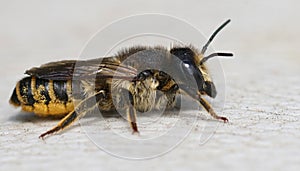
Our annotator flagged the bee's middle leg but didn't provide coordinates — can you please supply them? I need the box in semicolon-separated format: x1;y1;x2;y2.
119;88;139;134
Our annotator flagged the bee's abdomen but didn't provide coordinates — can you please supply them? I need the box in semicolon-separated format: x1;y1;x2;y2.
9;76;74;116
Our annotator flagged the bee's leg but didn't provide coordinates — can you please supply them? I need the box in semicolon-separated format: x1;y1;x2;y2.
39;110;79;139
119;88;139;134
39;90;106;139
127;105;139;134
198;96;228;123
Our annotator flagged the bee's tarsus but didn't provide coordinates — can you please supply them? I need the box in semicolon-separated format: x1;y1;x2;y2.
198;97;229;122
131;122;139;132
39;125;62;139
132;128;140;135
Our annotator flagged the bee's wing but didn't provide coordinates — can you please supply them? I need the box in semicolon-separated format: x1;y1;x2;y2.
25;57;138;81
25;60;77;80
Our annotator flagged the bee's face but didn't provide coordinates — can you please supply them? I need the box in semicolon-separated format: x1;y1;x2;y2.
170;47;217;98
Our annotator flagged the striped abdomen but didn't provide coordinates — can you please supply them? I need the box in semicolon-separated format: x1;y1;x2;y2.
9;77;74;116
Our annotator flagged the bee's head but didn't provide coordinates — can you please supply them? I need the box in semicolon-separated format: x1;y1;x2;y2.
170;19;233;98
170;47;217;98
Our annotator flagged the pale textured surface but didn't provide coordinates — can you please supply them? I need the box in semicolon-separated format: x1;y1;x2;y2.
1;1;300;171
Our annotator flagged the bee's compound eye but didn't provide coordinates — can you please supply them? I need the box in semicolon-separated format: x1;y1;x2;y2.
170;47;195;61
183;63;190;68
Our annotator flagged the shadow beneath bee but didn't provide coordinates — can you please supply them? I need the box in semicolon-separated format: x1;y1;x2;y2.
8;110;122;123
8;111;59;123
8;107;209;123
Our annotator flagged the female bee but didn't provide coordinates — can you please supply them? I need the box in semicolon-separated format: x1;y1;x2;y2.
9;19;233;139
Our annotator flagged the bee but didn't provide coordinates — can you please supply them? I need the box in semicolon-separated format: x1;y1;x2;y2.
9;19;233;139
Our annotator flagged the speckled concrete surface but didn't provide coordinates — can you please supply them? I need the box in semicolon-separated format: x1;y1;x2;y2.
1;1;299;171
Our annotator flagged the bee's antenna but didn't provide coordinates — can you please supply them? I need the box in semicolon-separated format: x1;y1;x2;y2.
201;19;231;54
200;52;233;65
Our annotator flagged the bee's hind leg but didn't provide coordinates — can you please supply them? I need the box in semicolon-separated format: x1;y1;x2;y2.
39;110;78;139
39;90;106;139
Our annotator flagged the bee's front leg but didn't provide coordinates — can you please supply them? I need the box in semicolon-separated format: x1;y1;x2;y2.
198;96;228;123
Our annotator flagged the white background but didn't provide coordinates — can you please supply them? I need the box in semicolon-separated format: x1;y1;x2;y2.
0;0;299;171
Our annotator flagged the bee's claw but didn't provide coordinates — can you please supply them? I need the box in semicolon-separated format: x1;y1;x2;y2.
132;130;140;135
217;116;228;123
39;135;45;140
38;130;53;140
